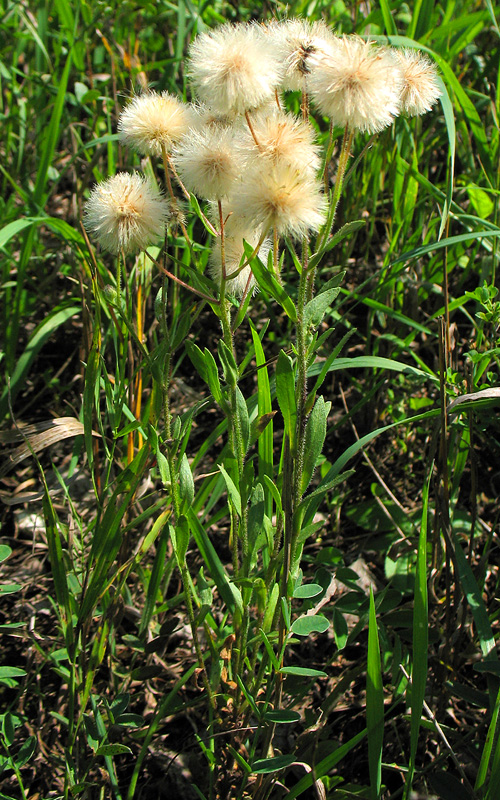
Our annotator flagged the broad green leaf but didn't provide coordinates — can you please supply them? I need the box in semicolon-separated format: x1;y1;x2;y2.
235;385;250;454
0;305;81;420
0;668;26;679
14;736;36;769
286;728;367;799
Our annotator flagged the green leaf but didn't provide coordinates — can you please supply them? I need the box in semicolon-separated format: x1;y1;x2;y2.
301;396;331;494
14;736;36;769
263;710;301;723
279;665;328;678
292;584;323;599
406;473;430;796
235;386;250;454
178;454;194;511
0;546;11;563
170;517;190;564
185;342;223;406
95;744;133;757
453;536;496;658
252;754;296;774
286;728;367;799
0;218;36;248
290;615;329;636
0;668;26;679
217;339;238;388
310;220;365;270
218;464;241;516
275;350;297;451
304;288;339;328
245;242;297;321
188;509;242;614
367;589;383;800
0;305;81;420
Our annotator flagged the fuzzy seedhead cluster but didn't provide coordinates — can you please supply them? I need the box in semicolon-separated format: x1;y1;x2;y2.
84;18;440;295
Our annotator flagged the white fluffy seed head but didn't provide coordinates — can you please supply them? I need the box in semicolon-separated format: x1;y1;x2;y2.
232;162;327;238
209;217;270;297
266;18;337;91
393;48;441;116
84;172;169;254
118;91;194;155
172;126;242;200
308;35;403;133
240;109;321;177
188;23;283;116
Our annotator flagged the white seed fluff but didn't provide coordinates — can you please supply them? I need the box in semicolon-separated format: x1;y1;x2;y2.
188;23;283;116
118;91;194;156
84;173;169;254
266;18;338;92
172;126;242;200
393;48;441;116
232;162;327;238
239;109;321;177
308;35;403;133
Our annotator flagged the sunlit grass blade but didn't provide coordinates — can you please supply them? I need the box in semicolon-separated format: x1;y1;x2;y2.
367;588;383;800
405;471;430;798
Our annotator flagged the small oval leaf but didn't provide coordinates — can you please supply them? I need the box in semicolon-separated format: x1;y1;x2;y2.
293;584;323;599
96;743;132;757
290;615;330;636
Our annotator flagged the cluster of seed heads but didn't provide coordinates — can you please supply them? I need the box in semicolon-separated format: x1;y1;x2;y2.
84;19;441;296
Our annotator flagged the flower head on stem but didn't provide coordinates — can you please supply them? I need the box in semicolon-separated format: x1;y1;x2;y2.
84;172;169;254
188;22;283;116
118;91;195;156
393;48;441;116
172;126;242;200
232;161;327;239
266;18;337;92
309;35;402;133
239;109;321;177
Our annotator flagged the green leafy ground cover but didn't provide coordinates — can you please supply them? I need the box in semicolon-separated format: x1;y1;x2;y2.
1;1;500;799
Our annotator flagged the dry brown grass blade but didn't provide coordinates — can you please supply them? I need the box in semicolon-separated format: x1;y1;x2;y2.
0;417;100;478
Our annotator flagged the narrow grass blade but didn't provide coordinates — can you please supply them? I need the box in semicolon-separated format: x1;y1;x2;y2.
476;683;500;794
405;472;430;798
367;588;383;800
